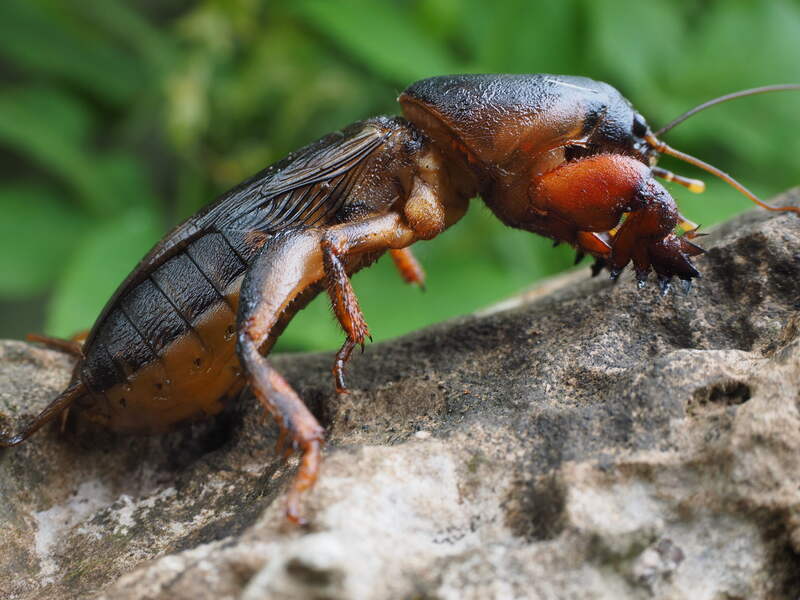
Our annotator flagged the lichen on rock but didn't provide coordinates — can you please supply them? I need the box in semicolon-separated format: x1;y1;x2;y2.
1;191;799;599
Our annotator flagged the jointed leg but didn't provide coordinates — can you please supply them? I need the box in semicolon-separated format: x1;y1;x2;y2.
238;217;420;521
320;213;418;392
239;340;323;523
533;155;702;289
26;333;85;356
323;241;370;394
237;230;328;524
608;180;700;288
390;248;426;289
0;379;84;446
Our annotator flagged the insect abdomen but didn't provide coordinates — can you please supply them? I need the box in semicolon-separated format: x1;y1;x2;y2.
78;231;252;432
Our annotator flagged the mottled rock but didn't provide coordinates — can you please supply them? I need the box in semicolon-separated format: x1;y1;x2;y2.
1;191;799;599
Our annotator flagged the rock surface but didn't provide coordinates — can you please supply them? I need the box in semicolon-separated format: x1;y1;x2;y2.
1;191;800;600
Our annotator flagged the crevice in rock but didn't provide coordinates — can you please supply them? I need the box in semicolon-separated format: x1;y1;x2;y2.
504;474;566;542
687;379;752;417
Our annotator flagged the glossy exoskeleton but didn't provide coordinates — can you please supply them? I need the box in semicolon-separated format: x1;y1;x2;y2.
2;74;798;523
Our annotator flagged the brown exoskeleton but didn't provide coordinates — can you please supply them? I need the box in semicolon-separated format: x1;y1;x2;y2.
2;74;798;523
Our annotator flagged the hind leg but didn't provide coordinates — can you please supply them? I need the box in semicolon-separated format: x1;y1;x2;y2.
237;229;329;524
26;330;88;356
238;215;423;522
0;379;84;446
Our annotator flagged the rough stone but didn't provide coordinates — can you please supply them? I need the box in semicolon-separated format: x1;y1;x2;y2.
1;191;799;599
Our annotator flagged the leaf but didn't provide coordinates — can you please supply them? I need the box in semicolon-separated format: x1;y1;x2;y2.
294;0;463;83
0;0;144;104
0;185;90;298
464;0;581;74
93;153;160;213
0;86;158;215
46;208;162;337
0;86;100;211
0;85;90;148
582;0;683;94
68;0;174;73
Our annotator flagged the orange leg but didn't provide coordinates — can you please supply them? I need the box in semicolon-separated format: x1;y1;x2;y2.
607;180;699;289
533;155;702;290
26;333;85;356
321;213;418;393
237;214;418;523
576;231;611;257
322;239;371;394
532;153;650;232
237;229;328;524
390;247;426;289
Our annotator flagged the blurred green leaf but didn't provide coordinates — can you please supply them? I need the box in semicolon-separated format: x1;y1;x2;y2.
0;86;157;216
68;0;174;73
295;0;463;83
465;0;581;74
0;86;100;213
582;0;683;97
0;185;90;298
93;153;160;213
0;85;90;148
0;0;144;104
46;208;162;337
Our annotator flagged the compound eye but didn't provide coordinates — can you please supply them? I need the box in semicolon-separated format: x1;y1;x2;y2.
632;113;648;137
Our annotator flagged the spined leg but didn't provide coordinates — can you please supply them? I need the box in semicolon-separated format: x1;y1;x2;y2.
237;229;328;524
608;180;701;289
322;239;371;393
532;154;702;288
320;213;419;393
238;217;419;521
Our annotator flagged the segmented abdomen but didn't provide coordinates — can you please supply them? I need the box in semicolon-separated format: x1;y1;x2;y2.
78;231;255;432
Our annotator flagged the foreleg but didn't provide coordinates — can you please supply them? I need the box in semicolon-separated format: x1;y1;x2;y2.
533;154;703;289
607;180;702;289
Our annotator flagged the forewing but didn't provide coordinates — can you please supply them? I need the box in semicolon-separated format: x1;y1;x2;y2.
83;121;390;345
199;122;391;234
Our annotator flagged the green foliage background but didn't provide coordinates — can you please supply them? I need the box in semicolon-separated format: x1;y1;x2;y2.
1;0;798;351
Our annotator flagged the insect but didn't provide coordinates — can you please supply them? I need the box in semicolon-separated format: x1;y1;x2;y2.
1;75;798;524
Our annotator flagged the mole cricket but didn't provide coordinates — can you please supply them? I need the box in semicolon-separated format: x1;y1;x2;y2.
2;74;798;523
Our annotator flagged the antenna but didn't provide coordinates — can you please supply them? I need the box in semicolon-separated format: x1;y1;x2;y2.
646;135;800;215
655;84;800;136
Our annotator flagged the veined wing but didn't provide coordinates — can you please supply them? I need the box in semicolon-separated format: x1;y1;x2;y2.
197;120;392;234
84;120;393;344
